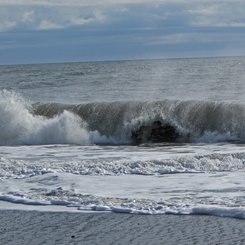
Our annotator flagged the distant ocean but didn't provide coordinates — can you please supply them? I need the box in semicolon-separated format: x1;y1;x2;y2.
0;57;244;218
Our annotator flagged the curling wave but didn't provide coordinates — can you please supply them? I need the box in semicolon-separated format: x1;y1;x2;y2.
2;90;245;145
33;98;245;145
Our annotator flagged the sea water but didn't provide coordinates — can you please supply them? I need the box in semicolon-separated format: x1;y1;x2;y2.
0;57;244;218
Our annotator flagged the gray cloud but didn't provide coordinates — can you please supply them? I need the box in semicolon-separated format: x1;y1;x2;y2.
0;0;245;64
0;5;108;31
186;2;245;27
0;20;16;31
0;0;240;4
1;1;245;31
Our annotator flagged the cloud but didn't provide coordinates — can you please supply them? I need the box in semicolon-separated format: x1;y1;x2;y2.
1;0;245;64
186;2;245;27
69;11;106;26
0;20;16;31
22;10;35;23
38;20;63;30
187;4;220;15
70;17;93;26
145;32;231;46
0;5;107;31
146;33;189;45
93;10;106;22
0;0;147;6
0;0;241;5
1;0;245;32
191;18;245;28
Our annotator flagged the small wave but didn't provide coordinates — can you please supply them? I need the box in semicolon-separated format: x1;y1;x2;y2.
1;190;244;219
1;151;245;179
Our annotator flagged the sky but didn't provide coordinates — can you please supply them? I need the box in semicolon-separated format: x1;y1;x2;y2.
0;0;245;64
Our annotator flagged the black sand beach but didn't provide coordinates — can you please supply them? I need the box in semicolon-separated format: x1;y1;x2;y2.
0;210;244;245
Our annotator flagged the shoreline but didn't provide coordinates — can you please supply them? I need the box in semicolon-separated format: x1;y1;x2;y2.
0;208;244;245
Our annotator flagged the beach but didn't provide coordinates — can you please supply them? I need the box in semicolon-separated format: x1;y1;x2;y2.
1;0;245;243
0;58;245;244
0;208;244;245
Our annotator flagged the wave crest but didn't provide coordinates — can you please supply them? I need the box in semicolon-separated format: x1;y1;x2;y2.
2;90;245;145
33;99;245;144
0;90;100;145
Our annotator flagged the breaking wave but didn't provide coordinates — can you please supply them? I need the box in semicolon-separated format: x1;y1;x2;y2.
2;89;245;145
33;95;245;145
0;90;107;145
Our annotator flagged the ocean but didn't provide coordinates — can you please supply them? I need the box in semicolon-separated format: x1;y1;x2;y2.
0;56;244;218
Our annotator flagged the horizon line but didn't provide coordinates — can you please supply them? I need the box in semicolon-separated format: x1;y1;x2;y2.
1;54;245;67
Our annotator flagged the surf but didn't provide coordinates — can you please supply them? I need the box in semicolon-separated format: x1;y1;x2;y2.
0;90;93;145
1;89;245;146
33;99;245;145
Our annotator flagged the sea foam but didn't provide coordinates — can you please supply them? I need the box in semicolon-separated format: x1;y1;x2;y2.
0;90;106;145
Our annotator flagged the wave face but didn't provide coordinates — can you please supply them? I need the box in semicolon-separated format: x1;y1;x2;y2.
33;98;245;145
2;90;245;145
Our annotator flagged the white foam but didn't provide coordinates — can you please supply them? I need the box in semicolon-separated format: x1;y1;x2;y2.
0;90;111;146
1;143;245;179
0;194;50;205
191;206;245;219
0;172;244;219
91;205;111;211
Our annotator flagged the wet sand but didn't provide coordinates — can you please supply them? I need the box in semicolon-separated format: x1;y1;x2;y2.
0;210;244;245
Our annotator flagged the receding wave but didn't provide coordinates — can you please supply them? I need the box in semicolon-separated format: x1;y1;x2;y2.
1;89;245;145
